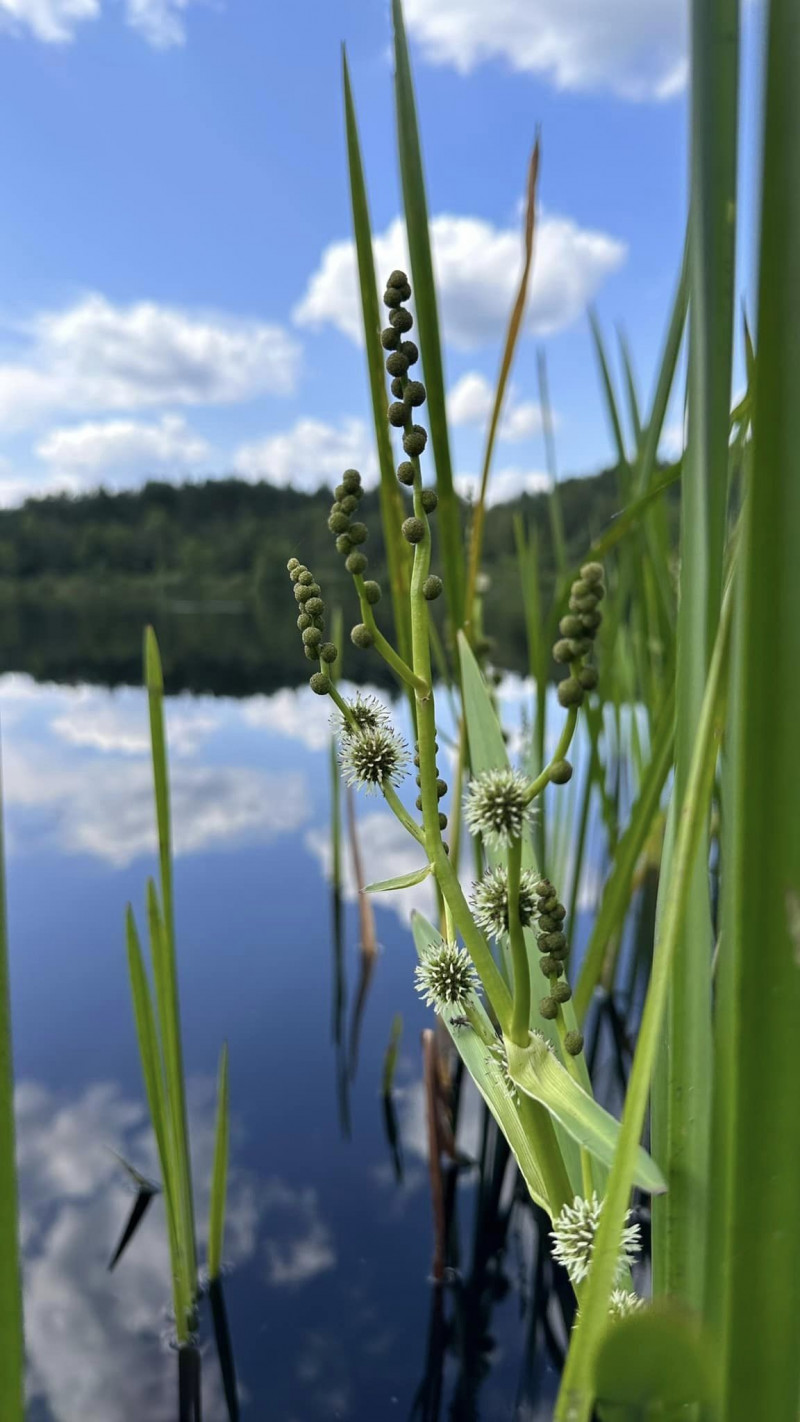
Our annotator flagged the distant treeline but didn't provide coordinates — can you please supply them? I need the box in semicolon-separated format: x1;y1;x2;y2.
0;466;678;690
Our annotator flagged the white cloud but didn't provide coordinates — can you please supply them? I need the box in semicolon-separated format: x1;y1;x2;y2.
447;371;543;441
404;0;688;101
0;294;299;433
3;741;310;864
456;466;552;505
260;1181;336;1287
234;416;377;491
36;414;211;488
0;0;206;46
50;689;219;756
295;213;625;351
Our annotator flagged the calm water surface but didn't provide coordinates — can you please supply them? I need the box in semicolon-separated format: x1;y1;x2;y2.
2;658;600;1421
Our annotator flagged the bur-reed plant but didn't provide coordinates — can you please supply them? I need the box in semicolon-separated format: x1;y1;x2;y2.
290;2;800;1415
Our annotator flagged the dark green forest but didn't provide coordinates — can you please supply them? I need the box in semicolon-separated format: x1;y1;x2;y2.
0;465;677;694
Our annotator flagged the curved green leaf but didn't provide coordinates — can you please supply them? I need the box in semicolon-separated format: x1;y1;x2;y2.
365;864;431;894
506;1034;666;1195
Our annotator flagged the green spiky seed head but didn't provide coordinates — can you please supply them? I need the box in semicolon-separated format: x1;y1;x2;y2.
342;469;361;493
397;461;415;486
470;865;540;937
565;1031;584;1056
345;551;368;575
550;759;573;785
305;597;324;617
540;996;558;1020
421;488;438;513
302;626;322;649
609;1291;645;1322
415;940;480;1011
381;326;400;351
558;677;584;708
296;612;311;631
309;672;330;696
403;516;426;544
363;580;382;605
335;533;352;555
552;639;574;665
559;615;583;638
405;380;426;407
579;666;599;690
351;623;374;649
580;562;604;585
328;511;350;534
400;339;419;365
387;269;409;289
403;425;427;457
553;981;572;1003
388;400;408;428
390;307;414;333
340;724;410;792
386;351;409;377
348;522;368;545
423;575;443;600
465;768;533;848
338;693;391;740
319;642;338;664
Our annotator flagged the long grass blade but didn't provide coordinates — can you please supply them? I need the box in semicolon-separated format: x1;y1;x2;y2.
464;138;540;628
0;748;24;1422
391;0;463;626
651;0;739;1309
710;4;800;1413
207;1043;229;1284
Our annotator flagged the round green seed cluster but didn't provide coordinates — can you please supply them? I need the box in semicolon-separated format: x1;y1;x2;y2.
552;562;606;708
534;877;581;1050
412;737;448;834
287;558;338;691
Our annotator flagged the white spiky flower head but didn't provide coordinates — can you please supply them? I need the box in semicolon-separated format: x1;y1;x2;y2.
608;1289;645;1321
464;768;533;848
470;865;540;938
339;724;410;793
414;941;480;1012
336;692;392;740
551;1192;641;1286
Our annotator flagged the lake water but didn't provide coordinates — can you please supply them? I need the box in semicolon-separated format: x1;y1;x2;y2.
1;636;634;1421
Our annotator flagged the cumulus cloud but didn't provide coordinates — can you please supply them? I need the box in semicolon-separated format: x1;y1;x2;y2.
3;742;310;864
0;0;206;46
36;414;212;488
403;0;688;101
50;688;219;756
447;371;543;441
455;466;552;506
295;213;625;351
0;294;299;433
234;416;377;491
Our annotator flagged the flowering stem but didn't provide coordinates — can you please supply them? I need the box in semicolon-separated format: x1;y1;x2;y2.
506;836;532;1045
326;681;359;733
382;782;426;848
353;574;426;692
524;705;578;804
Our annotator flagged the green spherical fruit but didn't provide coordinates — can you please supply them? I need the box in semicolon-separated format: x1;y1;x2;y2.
286;557;299;572
381;326;400;351
335;533;352;555
559;614;583;638
553;982;572;1004
390;307;414;333
340;494;358;515
302;626;322;648
348;522;368;545
580;562;604;585
557;677;584;708
405;380;426;407
550;759;573;785
319;642;338;664
539;955;560;977
305;597;324;617
402;516;426;544
309;672;331;696
565;1030;584;1057
345;552;368;575
579;666;599;690
386;351;409;377
388;401;408;428
363;580;382;605
397;461;415;486
540;996;558;1021
383;286;403;308
296;612;311;631
552;639;574;664
400;340;419;365
341;469;361;493
423;574;443;600
350;623;374;649
421;488;438;513
328;511;350;534
403;425;427;457
386;268;409;290
390;376;404;399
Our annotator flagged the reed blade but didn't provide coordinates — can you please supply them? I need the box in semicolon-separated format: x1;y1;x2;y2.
207;1043;229;1284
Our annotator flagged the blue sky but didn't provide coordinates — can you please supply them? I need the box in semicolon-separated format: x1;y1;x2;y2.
0;0;761;505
